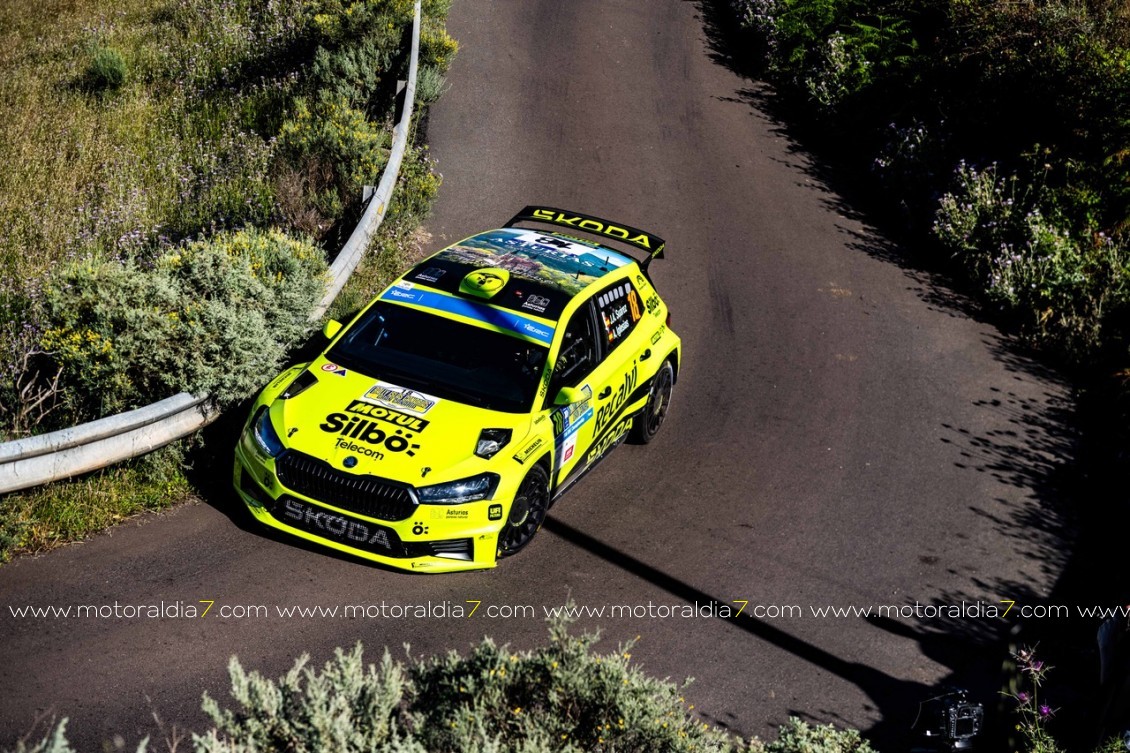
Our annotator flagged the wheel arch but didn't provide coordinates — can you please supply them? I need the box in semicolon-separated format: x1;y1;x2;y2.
666;348;680;383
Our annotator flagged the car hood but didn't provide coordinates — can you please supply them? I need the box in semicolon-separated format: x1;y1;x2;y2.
270;367;528;483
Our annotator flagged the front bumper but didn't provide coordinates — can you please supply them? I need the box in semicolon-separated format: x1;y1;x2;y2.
233;442;505;573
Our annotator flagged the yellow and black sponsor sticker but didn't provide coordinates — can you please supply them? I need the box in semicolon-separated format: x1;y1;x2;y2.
513;436;545;465
585;416;633;466
345;399;430;432
361;380;439;415
319;411;422;457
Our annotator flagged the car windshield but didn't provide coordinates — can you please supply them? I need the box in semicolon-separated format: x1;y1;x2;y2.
327;302;549;413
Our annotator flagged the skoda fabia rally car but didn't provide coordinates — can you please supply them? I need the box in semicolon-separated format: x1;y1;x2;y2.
233;207;681;572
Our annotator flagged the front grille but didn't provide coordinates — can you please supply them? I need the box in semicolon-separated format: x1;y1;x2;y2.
275;451;417;522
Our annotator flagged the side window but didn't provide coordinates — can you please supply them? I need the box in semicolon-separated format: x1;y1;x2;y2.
594;279;644;355
546;303;598;401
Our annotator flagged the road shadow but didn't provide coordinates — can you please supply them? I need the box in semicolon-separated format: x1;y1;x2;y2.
678;0;1122;747
543;516;1045;751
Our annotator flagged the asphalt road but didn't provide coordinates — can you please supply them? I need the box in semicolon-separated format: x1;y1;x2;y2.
0;0;1079;749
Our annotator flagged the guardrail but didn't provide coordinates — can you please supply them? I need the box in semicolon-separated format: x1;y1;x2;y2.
0;0;422;496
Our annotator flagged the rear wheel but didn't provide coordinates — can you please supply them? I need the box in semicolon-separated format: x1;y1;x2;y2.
497;464;549;557
630;360;674;444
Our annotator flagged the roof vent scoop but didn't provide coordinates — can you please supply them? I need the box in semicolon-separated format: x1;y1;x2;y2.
459;267;510;299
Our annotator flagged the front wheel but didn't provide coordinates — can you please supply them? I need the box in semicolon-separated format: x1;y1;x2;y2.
630;359;674;444
497;464;550;558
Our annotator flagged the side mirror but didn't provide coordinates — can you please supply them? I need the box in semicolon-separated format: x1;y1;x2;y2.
322;319;343;340
554;386;585;406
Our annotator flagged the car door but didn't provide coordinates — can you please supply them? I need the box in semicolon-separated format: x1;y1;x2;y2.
544;300;600;488
583;277;650;467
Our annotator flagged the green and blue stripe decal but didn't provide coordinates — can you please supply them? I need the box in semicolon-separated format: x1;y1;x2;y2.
381;286;556;345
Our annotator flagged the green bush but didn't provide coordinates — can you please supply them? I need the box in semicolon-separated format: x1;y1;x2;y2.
7;615;883;753
39;228;326;419
753;718;876;753
85;45;128;92
415;64;448;105
310;37;398;111
410;621;736;753
196;646;415;753
933;162;1130;357
420;18;459;73
277;94;392;227
194;618;745;753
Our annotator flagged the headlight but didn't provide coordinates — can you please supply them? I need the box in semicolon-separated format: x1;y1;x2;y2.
252;407;285;458
417;473;500;505
475;428;512;459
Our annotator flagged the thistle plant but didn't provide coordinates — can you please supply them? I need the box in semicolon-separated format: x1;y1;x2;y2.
1005;647;1062;753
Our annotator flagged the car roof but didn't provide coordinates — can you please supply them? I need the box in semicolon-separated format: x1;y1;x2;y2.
396;228;635;322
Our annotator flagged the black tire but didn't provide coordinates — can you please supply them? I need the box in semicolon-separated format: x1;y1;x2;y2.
497;463;550;558
630;359;674;444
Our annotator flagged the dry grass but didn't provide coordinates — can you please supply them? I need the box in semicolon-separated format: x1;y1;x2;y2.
0;0;173;277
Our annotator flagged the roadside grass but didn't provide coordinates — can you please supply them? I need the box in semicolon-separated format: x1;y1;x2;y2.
0;144;439;565
0;0;455;563
326;144;442;324
0;0;279;281
0;0;151;279
0;444;192;560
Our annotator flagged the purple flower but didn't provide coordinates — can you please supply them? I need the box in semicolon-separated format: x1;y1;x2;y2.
1017;691;1030;703
1039;704;1052;717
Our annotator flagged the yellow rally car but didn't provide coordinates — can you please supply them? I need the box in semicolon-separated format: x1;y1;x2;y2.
233;207;681;572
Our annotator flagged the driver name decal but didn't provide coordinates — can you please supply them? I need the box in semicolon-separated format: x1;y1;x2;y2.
362;381;439;415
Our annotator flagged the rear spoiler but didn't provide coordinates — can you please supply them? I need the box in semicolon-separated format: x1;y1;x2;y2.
506;206;666;272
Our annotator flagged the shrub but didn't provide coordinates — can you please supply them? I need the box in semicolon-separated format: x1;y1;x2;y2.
415;64;448;105
753;717;876;753
195;646;416;753
409;620;738;753
933;162;1130;357
803;31;869;111
309;37;398;112
278;94;391;228
85;45;128;92
39;228;326;419
871;119;947;219
420;18;458;73
4;614;892;753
